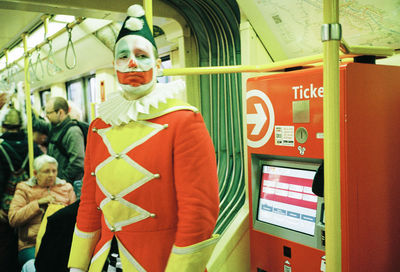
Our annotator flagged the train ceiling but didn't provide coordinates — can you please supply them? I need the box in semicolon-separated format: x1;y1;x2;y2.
0;0;183;90
238;0;400;61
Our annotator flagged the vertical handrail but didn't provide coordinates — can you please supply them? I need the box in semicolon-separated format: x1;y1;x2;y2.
143;0;153;34
322;0;341;271
91;102;96;121
21;33;34;178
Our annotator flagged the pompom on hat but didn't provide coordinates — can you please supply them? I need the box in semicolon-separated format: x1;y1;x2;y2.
115;4;157;49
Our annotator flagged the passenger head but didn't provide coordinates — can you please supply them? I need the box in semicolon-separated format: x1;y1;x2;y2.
45;97;69;125
33;154;58;187
1;107;22;133
33;130;48;145
114;4;161;100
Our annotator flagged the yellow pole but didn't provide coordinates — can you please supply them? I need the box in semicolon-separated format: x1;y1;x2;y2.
42;15;50;39
90;102;96;121
163;54;326;76
143;0;153;34
322;0;341;271
161;53;368;76
22;33;35;178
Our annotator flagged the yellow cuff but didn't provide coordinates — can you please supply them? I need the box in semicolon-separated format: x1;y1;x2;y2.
68;226;100;270
165;234;220;272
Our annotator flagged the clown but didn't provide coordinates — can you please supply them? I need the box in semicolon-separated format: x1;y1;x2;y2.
68;4;220;272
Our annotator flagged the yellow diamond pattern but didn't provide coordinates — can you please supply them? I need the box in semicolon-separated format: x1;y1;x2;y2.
97;159;146;196
102;200;142;227
105;121;156;153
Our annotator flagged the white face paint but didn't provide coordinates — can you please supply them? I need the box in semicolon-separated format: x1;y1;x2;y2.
114;35;158;100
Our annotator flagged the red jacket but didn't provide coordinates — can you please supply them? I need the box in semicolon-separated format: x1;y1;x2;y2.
69;100;219;271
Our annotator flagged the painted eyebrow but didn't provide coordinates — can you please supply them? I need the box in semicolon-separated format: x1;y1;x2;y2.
134;48;150;56
116;49;130;56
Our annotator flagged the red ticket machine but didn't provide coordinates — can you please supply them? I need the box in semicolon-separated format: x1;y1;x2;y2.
246;63;400;272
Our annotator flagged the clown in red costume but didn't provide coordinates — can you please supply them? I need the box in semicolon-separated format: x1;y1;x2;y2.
68;4;220;272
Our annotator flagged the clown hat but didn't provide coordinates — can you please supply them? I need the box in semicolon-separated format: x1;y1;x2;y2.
115;4;157;49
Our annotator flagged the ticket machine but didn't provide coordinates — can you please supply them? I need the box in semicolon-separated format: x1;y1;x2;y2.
246;63;400;272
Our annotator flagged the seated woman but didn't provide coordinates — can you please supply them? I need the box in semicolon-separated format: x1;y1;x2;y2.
8;154;76;271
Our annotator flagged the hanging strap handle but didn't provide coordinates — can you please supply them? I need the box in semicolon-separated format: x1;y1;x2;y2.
46;39;59;76
34;48;45;81
65;26;77;70
28;53;38;83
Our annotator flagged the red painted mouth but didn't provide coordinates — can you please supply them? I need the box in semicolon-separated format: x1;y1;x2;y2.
117;69;153;87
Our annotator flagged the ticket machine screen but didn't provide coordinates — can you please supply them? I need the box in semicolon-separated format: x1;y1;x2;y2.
257;165;318;235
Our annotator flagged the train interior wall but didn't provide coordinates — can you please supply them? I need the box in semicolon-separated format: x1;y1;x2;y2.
1;1;399;271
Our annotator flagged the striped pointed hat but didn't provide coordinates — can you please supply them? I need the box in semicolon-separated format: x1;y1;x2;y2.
115;4;157;49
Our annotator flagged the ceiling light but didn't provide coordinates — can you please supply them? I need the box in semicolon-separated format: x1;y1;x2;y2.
8;43;24;63
47;21;66;37
52;15;75;23
27;26;45;49
0;58;6;70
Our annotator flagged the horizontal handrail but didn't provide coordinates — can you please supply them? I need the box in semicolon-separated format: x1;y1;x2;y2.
161;52;361;76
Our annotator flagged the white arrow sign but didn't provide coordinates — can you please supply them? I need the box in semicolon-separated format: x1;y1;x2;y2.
247;103;267;135
246;89;275;148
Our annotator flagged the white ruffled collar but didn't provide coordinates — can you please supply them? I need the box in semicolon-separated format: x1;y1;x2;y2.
98;80;185;126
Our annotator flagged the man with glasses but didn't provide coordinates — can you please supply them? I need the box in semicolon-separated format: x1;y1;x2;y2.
33;97;84;195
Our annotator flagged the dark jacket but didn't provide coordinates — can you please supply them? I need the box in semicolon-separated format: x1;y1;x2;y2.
0;131;42;198
0;131;42;272
33;115;84;183
35;200;79;272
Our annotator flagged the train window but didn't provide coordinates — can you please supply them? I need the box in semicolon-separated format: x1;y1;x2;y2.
39;89;51;108
158;55;171;83
66;75;94;123
88;77;96;105
66;79;85;121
